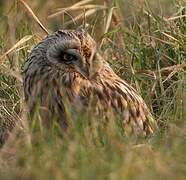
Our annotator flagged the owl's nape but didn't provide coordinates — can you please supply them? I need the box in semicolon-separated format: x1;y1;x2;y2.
22;29;157;137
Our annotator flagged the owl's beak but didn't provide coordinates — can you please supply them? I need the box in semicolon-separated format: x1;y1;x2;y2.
80;65;90;79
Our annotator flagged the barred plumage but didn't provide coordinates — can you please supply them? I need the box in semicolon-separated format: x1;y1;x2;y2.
22;29;157;136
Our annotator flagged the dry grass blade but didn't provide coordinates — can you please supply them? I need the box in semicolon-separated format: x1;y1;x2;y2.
16;45;30;52
137;70;156;80
160;62;186;75
161;32;179;42
0;35;33;63
48;10;66;19
137;62;186;78
64;9;98;26
48;3;104;19
104;7;115;34
48;0;93;19
32;34;44;44
143;35;176;46
57;5;106;11
162;70;179;83
70;0;93;7
166;14;186;21
18;0;49;35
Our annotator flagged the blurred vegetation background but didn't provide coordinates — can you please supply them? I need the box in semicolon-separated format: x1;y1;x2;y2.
0;0;186;179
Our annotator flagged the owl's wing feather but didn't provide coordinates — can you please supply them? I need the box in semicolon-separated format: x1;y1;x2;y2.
92;63;157;136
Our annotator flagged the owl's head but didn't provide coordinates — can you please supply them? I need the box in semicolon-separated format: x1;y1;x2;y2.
46;30;102;79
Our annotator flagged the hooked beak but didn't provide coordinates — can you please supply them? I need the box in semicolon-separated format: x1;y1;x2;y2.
80;65;90;79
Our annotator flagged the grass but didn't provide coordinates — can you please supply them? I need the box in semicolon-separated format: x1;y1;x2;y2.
0;0;186;179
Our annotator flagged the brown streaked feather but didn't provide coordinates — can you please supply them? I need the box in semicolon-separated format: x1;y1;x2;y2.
90;61;157;135
21;29;157;139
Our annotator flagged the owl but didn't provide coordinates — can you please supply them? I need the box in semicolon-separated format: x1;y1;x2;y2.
22;29;157;136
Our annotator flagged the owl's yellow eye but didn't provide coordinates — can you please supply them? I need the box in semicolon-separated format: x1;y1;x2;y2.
63;53;76;61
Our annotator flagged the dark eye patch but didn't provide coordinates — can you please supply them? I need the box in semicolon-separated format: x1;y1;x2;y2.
55;51;78;63
63;53;77;62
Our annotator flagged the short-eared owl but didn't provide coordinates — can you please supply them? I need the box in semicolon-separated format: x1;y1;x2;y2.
22;30;157;136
